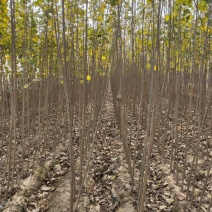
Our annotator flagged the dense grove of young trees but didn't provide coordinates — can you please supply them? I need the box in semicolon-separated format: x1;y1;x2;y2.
0;0;211;211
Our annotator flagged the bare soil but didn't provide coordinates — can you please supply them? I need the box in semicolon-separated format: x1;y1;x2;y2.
1;90;211;212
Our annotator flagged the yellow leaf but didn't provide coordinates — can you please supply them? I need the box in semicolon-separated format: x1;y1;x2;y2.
146;63;151;70
165;14;170;22
176;0;184;4
102;55;106;61
198;1;207;12
201;26;211;32
80;79;84;84
143;30;148;35
171;12;177;18
32;37;38;43
97;15;103;22
24;84;29;89
147;40;151;46
147;0;153;4
3;17;8;23
5;54;10;59
100;2;106;12
87;75;91;81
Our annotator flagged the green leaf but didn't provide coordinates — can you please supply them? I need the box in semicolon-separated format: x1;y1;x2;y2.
176;0;185;4
198;0;207;12
109;0;121;6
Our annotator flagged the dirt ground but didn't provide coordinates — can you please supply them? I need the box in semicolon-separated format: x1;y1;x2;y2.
1;90;211;212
